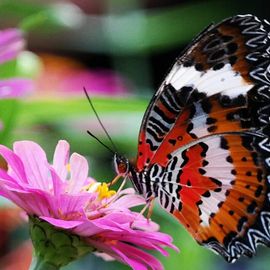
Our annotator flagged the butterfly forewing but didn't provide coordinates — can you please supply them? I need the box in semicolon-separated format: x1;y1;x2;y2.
135;14;270;262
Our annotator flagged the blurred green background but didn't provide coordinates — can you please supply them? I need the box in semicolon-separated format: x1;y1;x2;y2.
0;0;270;269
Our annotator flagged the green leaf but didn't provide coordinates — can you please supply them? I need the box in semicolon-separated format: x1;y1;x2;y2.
0;99;19;144
0;60;17;79
16;97;147;130
0;0;83;32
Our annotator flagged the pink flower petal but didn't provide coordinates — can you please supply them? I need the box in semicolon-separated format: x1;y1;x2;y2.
68;153;88;194
87;238;124;263
113;242;164;270
40;216;83;229
0;28;25;64
0;79;33;99
0;185;49;216
0;144;27;183
0;168;23;187
72;218;106;236
93;212;135;227
111;244;148;270
111;232;171;256
47;193;90;218
13;141;50;191
73;214;129;237
107;193;146;210
0;187;30;211
131;218;160;232
49;167;64;196
52;140;69;180
118;187;135;195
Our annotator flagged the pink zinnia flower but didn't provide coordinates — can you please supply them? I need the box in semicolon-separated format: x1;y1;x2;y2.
0;28;33;99
0;140;177;269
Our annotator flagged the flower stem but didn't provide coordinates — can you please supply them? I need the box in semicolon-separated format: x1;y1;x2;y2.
29;255;59;270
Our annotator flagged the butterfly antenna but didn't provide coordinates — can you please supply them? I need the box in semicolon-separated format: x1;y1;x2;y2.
83;87;118;152
87;130;115;154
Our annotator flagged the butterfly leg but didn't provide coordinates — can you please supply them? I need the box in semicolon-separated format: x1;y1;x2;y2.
107;176;128;205
130;196;155;228
139;196;155;219
107;174;122;187
146;196;155;221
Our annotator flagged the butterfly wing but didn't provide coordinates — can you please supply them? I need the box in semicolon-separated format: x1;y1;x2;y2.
148;132;270;262
137;14;270;170
136;14;270;261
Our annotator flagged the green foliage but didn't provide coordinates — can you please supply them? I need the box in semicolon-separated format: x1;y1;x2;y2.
0;0;76;32
0;99;19;144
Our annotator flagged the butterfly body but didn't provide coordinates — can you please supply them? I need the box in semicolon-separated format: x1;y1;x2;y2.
115;14;270;263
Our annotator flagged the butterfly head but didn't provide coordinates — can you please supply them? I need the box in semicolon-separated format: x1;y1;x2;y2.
114;153;130;176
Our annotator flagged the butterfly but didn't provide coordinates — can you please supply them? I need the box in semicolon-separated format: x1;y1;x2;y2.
113;14;270;263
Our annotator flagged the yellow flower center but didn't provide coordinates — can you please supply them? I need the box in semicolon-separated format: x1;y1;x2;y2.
97;183;116;200
83;182;116;200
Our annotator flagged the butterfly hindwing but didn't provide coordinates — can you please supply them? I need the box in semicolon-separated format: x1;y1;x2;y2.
149;132;270;262
135;14;270;262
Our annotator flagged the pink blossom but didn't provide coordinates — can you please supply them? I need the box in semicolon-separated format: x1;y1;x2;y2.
0;28;33;99
0;79;33;99
0;28;25;64
34;53;130;98
0;140;177;270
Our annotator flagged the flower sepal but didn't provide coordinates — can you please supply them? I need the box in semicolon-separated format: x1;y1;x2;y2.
29;216;94;269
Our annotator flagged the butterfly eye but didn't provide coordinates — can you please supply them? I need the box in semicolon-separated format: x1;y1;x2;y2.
114;154;129;175
117;162;128;175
